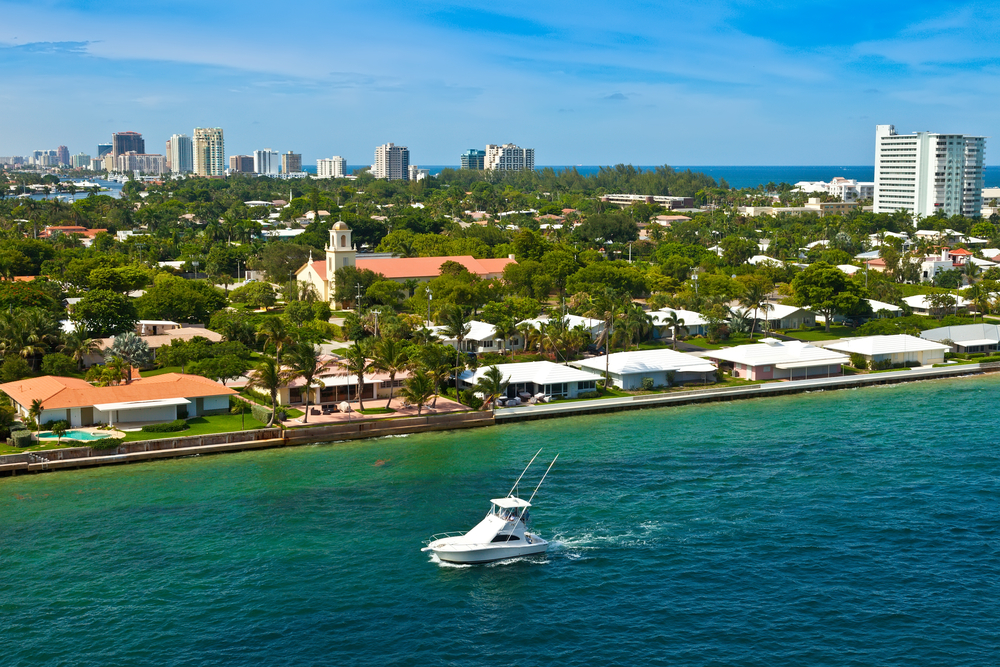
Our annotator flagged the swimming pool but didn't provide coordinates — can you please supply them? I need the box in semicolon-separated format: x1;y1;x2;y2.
36;430;105;441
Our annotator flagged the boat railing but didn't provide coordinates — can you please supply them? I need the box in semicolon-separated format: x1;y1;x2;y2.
427;531;466;543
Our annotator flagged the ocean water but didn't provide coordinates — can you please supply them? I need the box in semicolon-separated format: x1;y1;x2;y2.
325;165;1000;189
2;376;999;666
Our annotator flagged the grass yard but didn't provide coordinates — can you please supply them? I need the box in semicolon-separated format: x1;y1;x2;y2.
780;326;857;341
682;336;760;351
141;365;182;377
121;414;268;442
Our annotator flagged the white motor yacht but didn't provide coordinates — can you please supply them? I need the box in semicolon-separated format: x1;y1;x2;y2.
422;452;558;565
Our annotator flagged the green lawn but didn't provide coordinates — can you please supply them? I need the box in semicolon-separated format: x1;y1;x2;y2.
780;326;857;341
141;365;182;377
121;414;268;442
682;336;759;351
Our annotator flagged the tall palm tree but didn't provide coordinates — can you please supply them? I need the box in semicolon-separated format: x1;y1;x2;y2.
247;356;284;427
286;343;329;423
342;340;374;411
371;338;409;409
473;365;508;414
661;311;686;350
493;319;518;358
398;369;434;415
415;343;453;408
256;317;292;366
60;325;101;370
441;305;471;375
739;279;771;339
28;398;43;435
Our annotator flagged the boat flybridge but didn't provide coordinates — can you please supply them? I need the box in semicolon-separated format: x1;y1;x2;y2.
422;451;558;565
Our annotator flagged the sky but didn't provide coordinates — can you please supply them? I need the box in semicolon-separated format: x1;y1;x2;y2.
1;0;998;166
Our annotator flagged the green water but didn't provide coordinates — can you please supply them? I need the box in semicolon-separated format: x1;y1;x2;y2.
2;376;999;665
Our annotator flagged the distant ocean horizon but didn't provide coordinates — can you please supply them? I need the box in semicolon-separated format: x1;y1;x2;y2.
304;165;1000;189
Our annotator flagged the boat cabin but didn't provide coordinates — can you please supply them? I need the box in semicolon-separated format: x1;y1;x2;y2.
490;497;532;522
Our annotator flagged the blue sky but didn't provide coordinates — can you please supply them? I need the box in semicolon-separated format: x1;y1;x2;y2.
1;0;998;166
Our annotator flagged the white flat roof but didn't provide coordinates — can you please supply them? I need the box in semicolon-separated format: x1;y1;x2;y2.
954;338;999;347
709;338;848;367
825;334;950;356
460;360;599;386
94;397;191;411
491;497;531;508
868;299;902;313
573;348;715;375
649;309;709;327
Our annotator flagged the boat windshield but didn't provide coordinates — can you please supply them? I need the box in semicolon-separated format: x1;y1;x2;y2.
494;505;528;522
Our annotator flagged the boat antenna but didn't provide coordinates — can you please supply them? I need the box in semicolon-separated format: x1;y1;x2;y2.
526;454;559;506
507;449;542;498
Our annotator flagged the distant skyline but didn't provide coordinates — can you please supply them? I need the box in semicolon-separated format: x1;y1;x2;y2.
1;1;997;165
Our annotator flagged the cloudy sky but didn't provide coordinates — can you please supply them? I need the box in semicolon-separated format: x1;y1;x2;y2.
1;0;997;166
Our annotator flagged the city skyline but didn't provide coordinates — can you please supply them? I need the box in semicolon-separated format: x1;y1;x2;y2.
0;1;997;165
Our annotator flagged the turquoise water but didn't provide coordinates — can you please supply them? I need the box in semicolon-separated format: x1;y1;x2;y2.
35;430;103;441
2;376;999;666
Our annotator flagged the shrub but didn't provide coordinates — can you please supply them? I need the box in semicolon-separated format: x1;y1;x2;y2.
250;403;283;425
41;352;78;376
640;377;655;391
577;391;601;399
459;389;484;410
969;352;986;358
870;358;893;371
850;353;868;370
904;360;921;367
90;437;123;450
0;356;32;382
140;419;189;433
11;430;33;448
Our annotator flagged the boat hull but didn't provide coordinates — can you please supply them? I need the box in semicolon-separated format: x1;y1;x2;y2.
426;535;549;564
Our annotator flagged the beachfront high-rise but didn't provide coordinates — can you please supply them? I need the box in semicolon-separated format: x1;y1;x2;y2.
874;124;986;219
372;143;409;180
193;127;225;176
282;151;302;174
485;143;534;172
317;156;347;179
167;134;193;174
253;149;280;176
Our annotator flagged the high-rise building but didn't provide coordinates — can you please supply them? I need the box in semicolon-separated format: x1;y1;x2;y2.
193;127;225;176
317;156;347;179
253;149;280;175
70;153;91;169
112;131;145;157
485;143;534;172
97;144;112;158
167;134;193;173
282;151;302;174
461;149;486;170
408;165;429;181
90;158;104;171
874;125;986;219
372;143;409;180
229;155;255;173
56;146;70;166
117;152;167;175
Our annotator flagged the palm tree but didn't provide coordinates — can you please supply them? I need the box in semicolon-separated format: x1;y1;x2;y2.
105;332;153;383
415;343;453;408
441;305;471;375
493;319;518;358
473;365;508;414
371;338;409;409
739;279;771;339
621;303;654;349
28;398;43;435
230;397;251;431
342;340;374;411
247;356;284;427
60;326;101;370
256;317;292;366
398;369;434;415
661;311;686;350
286;343;329;423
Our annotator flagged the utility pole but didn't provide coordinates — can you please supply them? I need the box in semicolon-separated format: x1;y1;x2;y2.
356;283;362;311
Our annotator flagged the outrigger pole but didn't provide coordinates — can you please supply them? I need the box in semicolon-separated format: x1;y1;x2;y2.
526;454;559;506
507;449;542;498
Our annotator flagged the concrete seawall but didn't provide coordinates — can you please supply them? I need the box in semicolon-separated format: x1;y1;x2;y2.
2;363;994;477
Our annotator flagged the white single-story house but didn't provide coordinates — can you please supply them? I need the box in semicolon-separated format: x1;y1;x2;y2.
649;309;709;338
458;361;599;400
903;294;970;317
0;373;236;428
733;303;817;331
433;320;521;354
825;335;949;367
920;324;1000;353
837;264;861;276
868;299;903;318
571;349;717;389
708;338;849;381
519;315;605;339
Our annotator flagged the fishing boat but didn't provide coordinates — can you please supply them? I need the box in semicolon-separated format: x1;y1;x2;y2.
422;451;558;565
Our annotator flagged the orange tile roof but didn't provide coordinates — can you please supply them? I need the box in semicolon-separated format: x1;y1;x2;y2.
296;259;327;281
0;373;235;410
355;255;514;279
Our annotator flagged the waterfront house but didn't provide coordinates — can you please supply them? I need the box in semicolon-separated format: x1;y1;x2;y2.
571;349;717;389
731;303;817;331
458;361;599;400
0;373;235;427
920;324;1000;353
824;335;949;367
649;309;709;338
273;355;410;406
902;294;970;317
83;322;223;367
707;338;848;381
519;315;605;339
432;320;521;354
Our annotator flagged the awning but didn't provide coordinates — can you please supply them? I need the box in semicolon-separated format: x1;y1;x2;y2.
94;397;191;411
775;357;849;370
955;339;999;347
672;362;718;374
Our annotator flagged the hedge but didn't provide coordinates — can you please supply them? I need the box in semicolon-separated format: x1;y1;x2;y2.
251;403;283;424
90;437;124;450
11;430;33;448
140;419;190;433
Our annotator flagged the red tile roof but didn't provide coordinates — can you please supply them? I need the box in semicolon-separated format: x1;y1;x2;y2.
0;373;235;410
355;255;514;279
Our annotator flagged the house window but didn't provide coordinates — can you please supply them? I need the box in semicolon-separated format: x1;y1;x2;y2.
579;380;596;391
544;382;569;397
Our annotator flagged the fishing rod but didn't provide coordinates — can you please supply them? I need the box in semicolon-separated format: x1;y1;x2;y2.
507;448;542;498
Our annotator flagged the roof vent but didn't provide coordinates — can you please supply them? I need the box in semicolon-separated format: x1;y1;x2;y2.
760;337;781;346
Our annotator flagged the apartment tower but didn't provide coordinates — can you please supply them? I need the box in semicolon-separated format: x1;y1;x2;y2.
372;143;409;180
282;151;302;174
317;156;347;179
112;131;145;158
485;143;534;171
253;149;280;176
193;127;225;176
874;124;986;219
461;149;486;170
167;134;193;174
